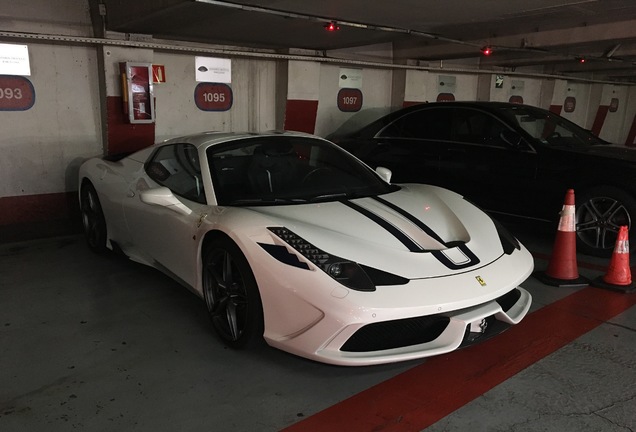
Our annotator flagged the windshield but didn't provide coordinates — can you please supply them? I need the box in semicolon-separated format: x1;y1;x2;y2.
497;105;608;147
207;135;398;206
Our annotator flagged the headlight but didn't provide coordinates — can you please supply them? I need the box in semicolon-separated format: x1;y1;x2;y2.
267;227;408;291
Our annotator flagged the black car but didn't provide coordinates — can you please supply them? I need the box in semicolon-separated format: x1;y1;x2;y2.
330;101;636;257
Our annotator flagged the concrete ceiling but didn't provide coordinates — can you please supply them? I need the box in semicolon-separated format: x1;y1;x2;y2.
101;0;636;82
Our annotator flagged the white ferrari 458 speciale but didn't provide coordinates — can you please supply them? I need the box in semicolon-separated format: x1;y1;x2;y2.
78;131;533;366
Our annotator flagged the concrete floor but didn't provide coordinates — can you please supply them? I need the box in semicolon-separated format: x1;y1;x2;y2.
0;225;635;431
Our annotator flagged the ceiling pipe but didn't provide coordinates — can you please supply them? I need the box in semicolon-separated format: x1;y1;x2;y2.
0;30;630;85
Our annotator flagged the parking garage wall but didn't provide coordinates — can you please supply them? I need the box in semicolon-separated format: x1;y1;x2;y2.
101;48;279;149
314;64;393;137
0;0;101;242
4;0;636;243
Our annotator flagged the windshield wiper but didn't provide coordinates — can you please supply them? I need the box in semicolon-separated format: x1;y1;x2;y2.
307;192;348;202
229;197;306;205
307;191;368;202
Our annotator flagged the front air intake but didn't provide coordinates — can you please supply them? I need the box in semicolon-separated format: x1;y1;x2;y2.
496;288;521;312
340;315;450;352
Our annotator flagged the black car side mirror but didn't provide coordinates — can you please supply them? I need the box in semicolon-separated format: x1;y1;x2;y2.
500;130;524;149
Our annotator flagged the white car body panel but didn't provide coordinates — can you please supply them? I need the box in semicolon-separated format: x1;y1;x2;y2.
78;131;534;366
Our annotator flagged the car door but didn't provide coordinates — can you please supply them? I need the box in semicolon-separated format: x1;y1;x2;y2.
438;108;539;217
123;143;207;289
361;107;451;185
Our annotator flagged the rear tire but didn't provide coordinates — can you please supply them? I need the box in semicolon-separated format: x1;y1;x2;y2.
575;187;636;257
202;236;264;349
80;181;108;253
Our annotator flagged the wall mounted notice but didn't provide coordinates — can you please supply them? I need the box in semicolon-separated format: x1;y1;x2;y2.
195;57;231;83
0;44;31;76
339;68;362;89
438;75;456;94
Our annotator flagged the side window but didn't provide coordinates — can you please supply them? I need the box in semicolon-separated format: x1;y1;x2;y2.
451;109;508;148
379;109;452;140
146;144;206;204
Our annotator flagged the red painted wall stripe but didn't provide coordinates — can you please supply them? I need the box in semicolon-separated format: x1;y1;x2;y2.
0;192;76;225
106;96;155;155
284;99;318;134
282;286;636;432
625;113;636;147
549;104;562;115
402;101;426;108
591;105;610;137
0;192;80;243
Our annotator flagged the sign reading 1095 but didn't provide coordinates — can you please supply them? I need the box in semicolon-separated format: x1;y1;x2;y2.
0;75;35;111
337;88;363;112
194;83;233;111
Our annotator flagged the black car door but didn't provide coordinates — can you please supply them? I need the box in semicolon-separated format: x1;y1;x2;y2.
437;108;539;217
362;107;452;186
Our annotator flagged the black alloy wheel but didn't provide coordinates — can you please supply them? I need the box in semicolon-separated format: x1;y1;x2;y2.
576;187;635;257
202;237;263;348
80;182;107;253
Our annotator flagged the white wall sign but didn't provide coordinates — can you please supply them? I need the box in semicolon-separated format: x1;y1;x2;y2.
195;57;231;83
511;80;525;93
438;75;456;93
0;44;31;76
339;68;362;89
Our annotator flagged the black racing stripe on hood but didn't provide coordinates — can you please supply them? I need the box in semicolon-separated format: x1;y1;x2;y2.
341;200;422;252
372;196;446;245
371;196;481;269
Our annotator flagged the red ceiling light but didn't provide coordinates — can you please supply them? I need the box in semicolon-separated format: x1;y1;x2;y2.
577;57;586;63
481;46;493;56
324;21;340;32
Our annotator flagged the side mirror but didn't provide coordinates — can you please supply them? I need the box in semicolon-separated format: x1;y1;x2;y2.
375;166;392;184
140;187;192;216
500;130;524;149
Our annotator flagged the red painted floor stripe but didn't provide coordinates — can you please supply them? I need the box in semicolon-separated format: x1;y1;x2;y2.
282;287;636;432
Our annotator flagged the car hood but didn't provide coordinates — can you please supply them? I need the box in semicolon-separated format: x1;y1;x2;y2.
246;184;513;279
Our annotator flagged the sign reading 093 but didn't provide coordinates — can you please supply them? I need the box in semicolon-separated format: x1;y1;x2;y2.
194;83;233;111
0;75;35;111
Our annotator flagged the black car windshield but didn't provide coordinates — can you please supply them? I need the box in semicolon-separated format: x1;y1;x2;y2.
501;106;609;147
498;105;608;147
207;135;398;206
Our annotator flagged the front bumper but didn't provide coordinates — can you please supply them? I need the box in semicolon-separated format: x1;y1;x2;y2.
267;286;531;366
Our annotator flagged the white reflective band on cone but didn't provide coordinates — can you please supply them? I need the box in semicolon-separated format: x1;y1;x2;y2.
615;240;629;254
557;205;576;232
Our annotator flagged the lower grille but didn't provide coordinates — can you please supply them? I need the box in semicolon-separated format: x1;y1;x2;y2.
340;315;450;352
459;317;510;348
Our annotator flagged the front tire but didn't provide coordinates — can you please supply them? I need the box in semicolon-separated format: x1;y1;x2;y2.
575;187;636;257
80;181;107;253
202;236;264;349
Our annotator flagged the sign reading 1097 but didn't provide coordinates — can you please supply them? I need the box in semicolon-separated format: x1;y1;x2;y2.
337;88;362;112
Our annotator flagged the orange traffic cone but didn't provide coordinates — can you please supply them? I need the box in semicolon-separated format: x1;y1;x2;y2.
591;226;635;293
534;189;588;287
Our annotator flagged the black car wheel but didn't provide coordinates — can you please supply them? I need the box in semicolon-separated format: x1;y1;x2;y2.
576;187;636;257
202;236;264;348
80;181;107;253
